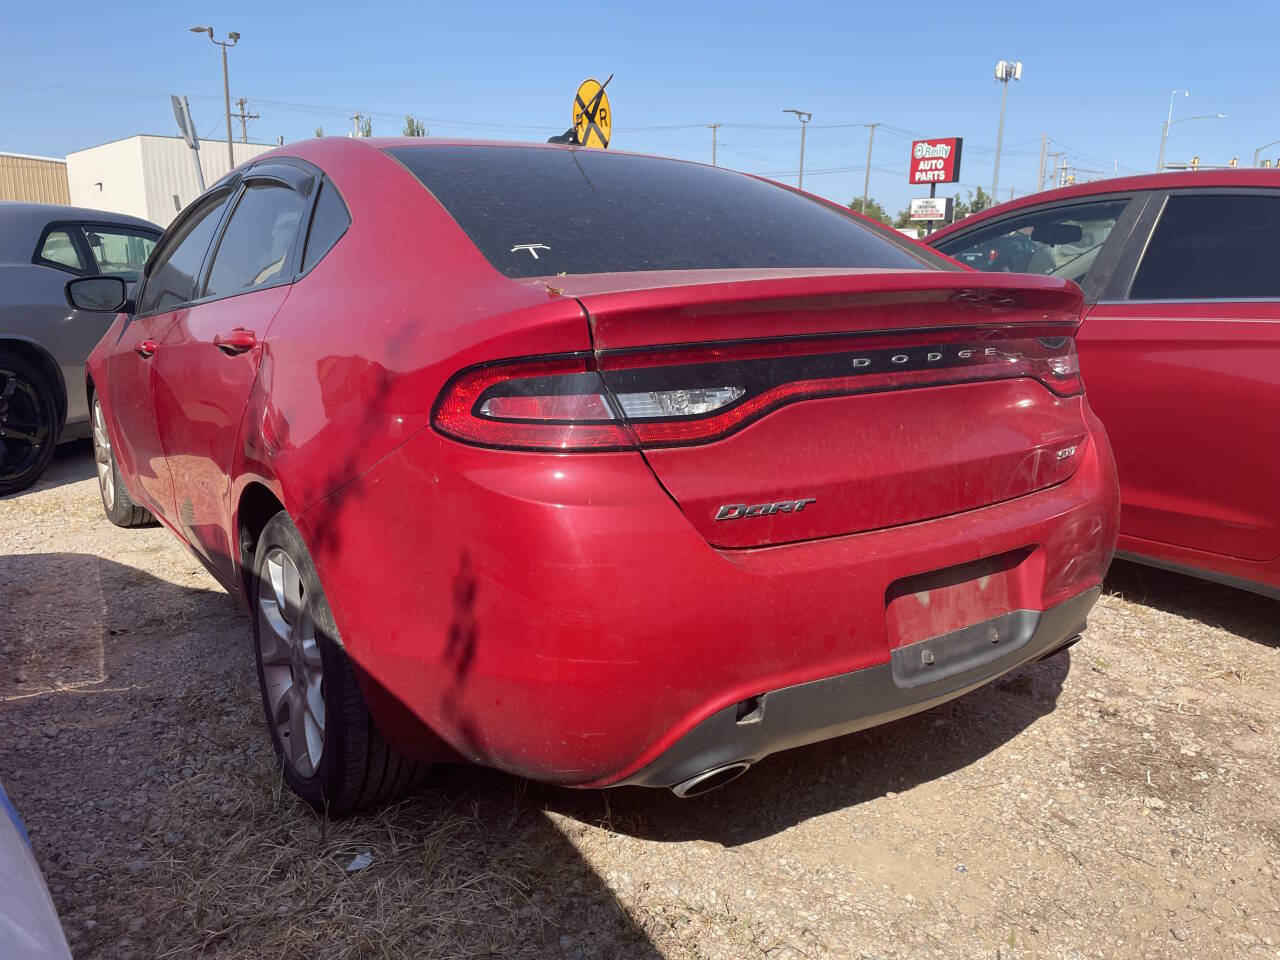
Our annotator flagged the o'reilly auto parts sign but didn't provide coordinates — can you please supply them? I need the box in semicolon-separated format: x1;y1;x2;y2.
909;138;963;184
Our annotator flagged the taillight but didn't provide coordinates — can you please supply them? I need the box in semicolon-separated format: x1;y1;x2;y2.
432;328;1083;451
431;354;634;450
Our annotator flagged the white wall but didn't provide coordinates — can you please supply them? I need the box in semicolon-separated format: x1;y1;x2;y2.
67;136;275;228
140;137;274;225
66;137;147;221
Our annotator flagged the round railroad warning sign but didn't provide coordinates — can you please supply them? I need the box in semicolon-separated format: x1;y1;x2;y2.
572;78;611;149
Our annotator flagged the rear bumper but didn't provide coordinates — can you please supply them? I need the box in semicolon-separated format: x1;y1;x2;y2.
619;587;1096;788
304;403;1119;789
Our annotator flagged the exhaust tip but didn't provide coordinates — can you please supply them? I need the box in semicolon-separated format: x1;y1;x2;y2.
671;761;752;798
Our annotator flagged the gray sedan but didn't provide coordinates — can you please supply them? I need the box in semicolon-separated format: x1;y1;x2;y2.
0;203;160;494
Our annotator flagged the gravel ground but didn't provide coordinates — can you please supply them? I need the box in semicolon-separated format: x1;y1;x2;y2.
2;441;1278;960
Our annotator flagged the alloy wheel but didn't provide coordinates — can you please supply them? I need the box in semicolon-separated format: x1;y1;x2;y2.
91;397;115;511
258;548;326;777
0;369;50;484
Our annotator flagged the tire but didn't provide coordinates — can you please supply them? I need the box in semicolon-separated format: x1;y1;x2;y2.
90;392;154;527
0;351;59;496
251;511;428;814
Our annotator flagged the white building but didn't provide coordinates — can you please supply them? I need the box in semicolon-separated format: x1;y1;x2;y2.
66;135;276;228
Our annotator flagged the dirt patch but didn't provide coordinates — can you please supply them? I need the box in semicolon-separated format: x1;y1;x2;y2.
2;443;1278;958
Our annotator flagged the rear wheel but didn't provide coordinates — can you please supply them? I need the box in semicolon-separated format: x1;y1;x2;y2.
252;511;428;814
0;352;58;496
91;393;154;527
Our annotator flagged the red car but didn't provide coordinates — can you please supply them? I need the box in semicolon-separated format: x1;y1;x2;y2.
929;171;1280;600
71;139;1118;812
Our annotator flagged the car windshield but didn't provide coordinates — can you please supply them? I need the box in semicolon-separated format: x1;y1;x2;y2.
385;145;944;279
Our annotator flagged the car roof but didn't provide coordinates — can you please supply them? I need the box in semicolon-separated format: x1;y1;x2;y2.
929;169;1280;243
0;202;162;264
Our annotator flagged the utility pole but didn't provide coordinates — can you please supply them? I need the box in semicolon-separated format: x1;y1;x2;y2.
190;26;240;169
783;109;812;190
1037;133;1047;192
707;123;722;166
234;97;259;142
862;122;880;212
1046;151;1065;188
351;112;363;137
992;59;1022;202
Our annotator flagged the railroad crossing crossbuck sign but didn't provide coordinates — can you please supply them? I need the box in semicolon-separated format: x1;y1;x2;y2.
572;77;612;149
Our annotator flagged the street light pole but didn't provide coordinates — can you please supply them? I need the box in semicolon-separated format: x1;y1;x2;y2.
191;26;240;170
992;60;1022;202
1254;140;1280;167
862;122;880;211
1158;89;1189;171
783;109;812;190
1161;112;1228;170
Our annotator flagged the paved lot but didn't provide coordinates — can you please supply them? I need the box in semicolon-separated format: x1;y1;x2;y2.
2;442;1277;959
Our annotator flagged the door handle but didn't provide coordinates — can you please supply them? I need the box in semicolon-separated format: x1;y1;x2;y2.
213;328;257;355
136;340;157;359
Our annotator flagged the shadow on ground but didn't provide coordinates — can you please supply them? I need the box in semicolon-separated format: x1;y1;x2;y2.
1106;558;1278;648
0;553;663;959
529;651;1070;847
0;438;96;501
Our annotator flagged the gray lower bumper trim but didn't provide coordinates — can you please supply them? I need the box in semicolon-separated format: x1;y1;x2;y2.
618;587;1100;789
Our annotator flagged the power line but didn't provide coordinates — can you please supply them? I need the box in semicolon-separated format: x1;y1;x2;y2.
1;78;1148;179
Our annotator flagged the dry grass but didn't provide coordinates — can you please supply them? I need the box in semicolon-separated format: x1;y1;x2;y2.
141;758;545;960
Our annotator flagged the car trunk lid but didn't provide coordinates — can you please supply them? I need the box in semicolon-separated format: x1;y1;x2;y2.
572;270;1089;548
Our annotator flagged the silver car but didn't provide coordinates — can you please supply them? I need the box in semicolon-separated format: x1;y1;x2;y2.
0;781;72;959
0;203;160;494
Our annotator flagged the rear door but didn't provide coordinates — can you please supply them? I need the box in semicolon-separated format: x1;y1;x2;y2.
1082;190;1280;561
152;162;314;582
106;190;232;521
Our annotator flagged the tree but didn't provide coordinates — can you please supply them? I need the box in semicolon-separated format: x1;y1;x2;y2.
403;115;426;137
847;197;891;225
952;186;992;221
358;115;372;138
314;126;324;138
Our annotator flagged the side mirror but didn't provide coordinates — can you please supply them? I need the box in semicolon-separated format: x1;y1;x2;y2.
1029;222;1083;246
65;276;131;314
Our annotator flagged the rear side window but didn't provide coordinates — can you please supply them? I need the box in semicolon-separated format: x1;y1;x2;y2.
203;183;308;299
138;193;229;315
936;199;1127;286
386;145;935;278
1129;193;1280;300
36;229;87;272
301;182;351;273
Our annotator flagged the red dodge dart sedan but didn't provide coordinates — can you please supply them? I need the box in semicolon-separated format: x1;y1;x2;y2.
929;171;1280;601
70;139;1118;811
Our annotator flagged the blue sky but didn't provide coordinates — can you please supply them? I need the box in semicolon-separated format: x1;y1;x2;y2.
2;1;1276;214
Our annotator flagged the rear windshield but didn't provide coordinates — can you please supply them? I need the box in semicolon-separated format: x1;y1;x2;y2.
385;145;939;279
